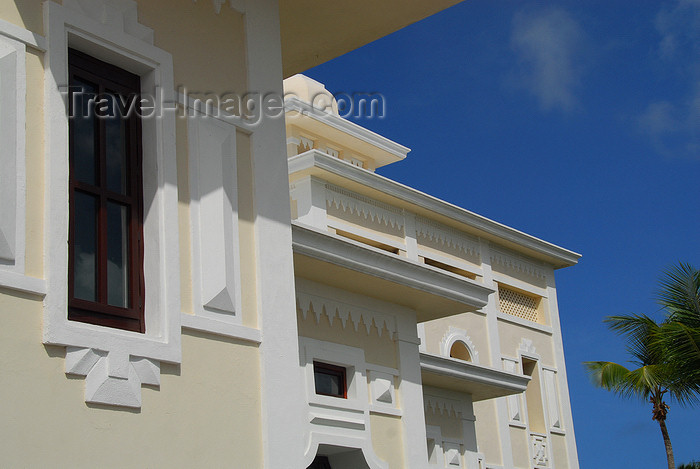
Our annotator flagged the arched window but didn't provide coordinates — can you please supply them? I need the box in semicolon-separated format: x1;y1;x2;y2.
449;341;472;362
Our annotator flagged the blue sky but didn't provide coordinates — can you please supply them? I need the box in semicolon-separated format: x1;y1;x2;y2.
305;1;700;467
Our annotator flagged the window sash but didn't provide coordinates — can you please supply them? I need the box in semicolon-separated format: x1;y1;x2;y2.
67;49;145;333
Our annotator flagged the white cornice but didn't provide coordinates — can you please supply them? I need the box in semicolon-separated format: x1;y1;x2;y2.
285;98;410;159
291;223;492;318
289;150;581;268
420;352;530;401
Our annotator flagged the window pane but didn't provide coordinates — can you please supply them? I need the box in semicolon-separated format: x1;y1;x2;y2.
107;202;130;308
73;191;98;301
105;93;128;194
314;370;341;396
72;80;97;185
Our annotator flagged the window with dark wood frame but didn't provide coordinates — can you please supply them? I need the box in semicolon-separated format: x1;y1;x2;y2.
313;361;347;399
67;49;145;333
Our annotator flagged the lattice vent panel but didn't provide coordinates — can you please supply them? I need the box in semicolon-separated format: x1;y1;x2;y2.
498;286;539;322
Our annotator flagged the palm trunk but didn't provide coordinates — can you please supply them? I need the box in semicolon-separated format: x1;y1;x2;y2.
658;418;674;469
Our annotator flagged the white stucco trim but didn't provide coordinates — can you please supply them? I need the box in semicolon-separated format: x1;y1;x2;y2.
439;326;479;364
497;313;554;335
0;33;26;275
299;337;390;469
188;115;243;326
289;150;581;268
180;313;261;343
285;97;410;160
0;271;46;297
0;17;47;51
42;0;181;407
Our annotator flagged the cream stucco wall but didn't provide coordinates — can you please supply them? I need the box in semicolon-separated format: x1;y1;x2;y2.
370;414;405;469
472;399;504;467
0;292;263;468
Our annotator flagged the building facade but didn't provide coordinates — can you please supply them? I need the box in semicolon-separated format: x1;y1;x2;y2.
0;1;579;468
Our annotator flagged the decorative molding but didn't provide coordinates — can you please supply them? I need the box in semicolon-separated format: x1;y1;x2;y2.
502;358;522;423
0;34;25;271
325;183;404;230
296;290;397;339
188;115;243;322
65;347;160;408
196;0;246;15
424;394;462;418
415;216;480;259
369;370;399;416
518;338;538;357
490;247;546;280
287;151;581;268
439;326;479;364
0;18;47;50
543;368;562;430
181;313;261;344
42;0;181;408
531;433;549;467
443;442;462;467
62;0;154;44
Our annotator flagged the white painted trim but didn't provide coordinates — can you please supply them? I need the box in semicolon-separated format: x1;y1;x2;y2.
188;115;244;325
0;18;47;50
0;34;26;275
497;313;554;335
285;98;410;159
42;0;181;407
439;326;480;364
180;313;261;343
292;223;492;310
299;337;390;469
289;151;580;268
491;271;548;298
0;271;46;297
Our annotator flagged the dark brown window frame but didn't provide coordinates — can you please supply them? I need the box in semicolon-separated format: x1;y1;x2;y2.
67;48;145;333
313;361;347;399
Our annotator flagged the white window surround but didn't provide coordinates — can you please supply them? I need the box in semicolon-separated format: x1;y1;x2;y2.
439;326;479;364
299;337;390;469
43;0;181;407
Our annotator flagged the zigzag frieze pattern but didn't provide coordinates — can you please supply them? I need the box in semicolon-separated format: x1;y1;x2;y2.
424;395;461;417
490;247;546;280
415;215;480;258
63;0;154;44
296;291;397;339
325;184;404;230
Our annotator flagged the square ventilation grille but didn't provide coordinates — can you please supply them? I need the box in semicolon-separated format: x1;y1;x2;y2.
498;286;539;323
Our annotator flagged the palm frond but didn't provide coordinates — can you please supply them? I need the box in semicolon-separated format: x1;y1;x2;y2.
605;314;664;366
657;263;700;324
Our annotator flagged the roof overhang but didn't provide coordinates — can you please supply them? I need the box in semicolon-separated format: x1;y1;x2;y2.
292;223;492;322
280;0;464;77
420;353;530;401
289;150;581;268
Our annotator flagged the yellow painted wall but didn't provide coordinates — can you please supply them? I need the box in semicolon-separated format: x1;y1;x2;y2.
0;292;263;468
472;400;504;467
510;425;530;469
551;433;570;468
370;414;405;469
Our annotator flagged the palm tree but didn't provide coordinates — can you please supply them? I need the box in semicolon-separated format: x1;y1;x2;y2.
584;263;700;469
656;263;700;390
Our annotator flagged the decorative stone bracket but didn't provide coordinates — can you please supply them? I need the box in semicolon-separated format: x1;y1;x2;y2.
65;347;160;408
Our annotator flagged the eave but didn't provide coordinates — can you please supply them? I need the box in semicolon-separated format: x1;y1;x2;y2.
279;0;464;77
291;223;492;322
289;150;581;269
420;353;530;401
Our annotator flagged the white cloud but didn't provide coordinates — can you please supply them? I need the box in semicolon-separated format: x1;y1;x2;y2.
510;7;584;112
640;0;700;158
